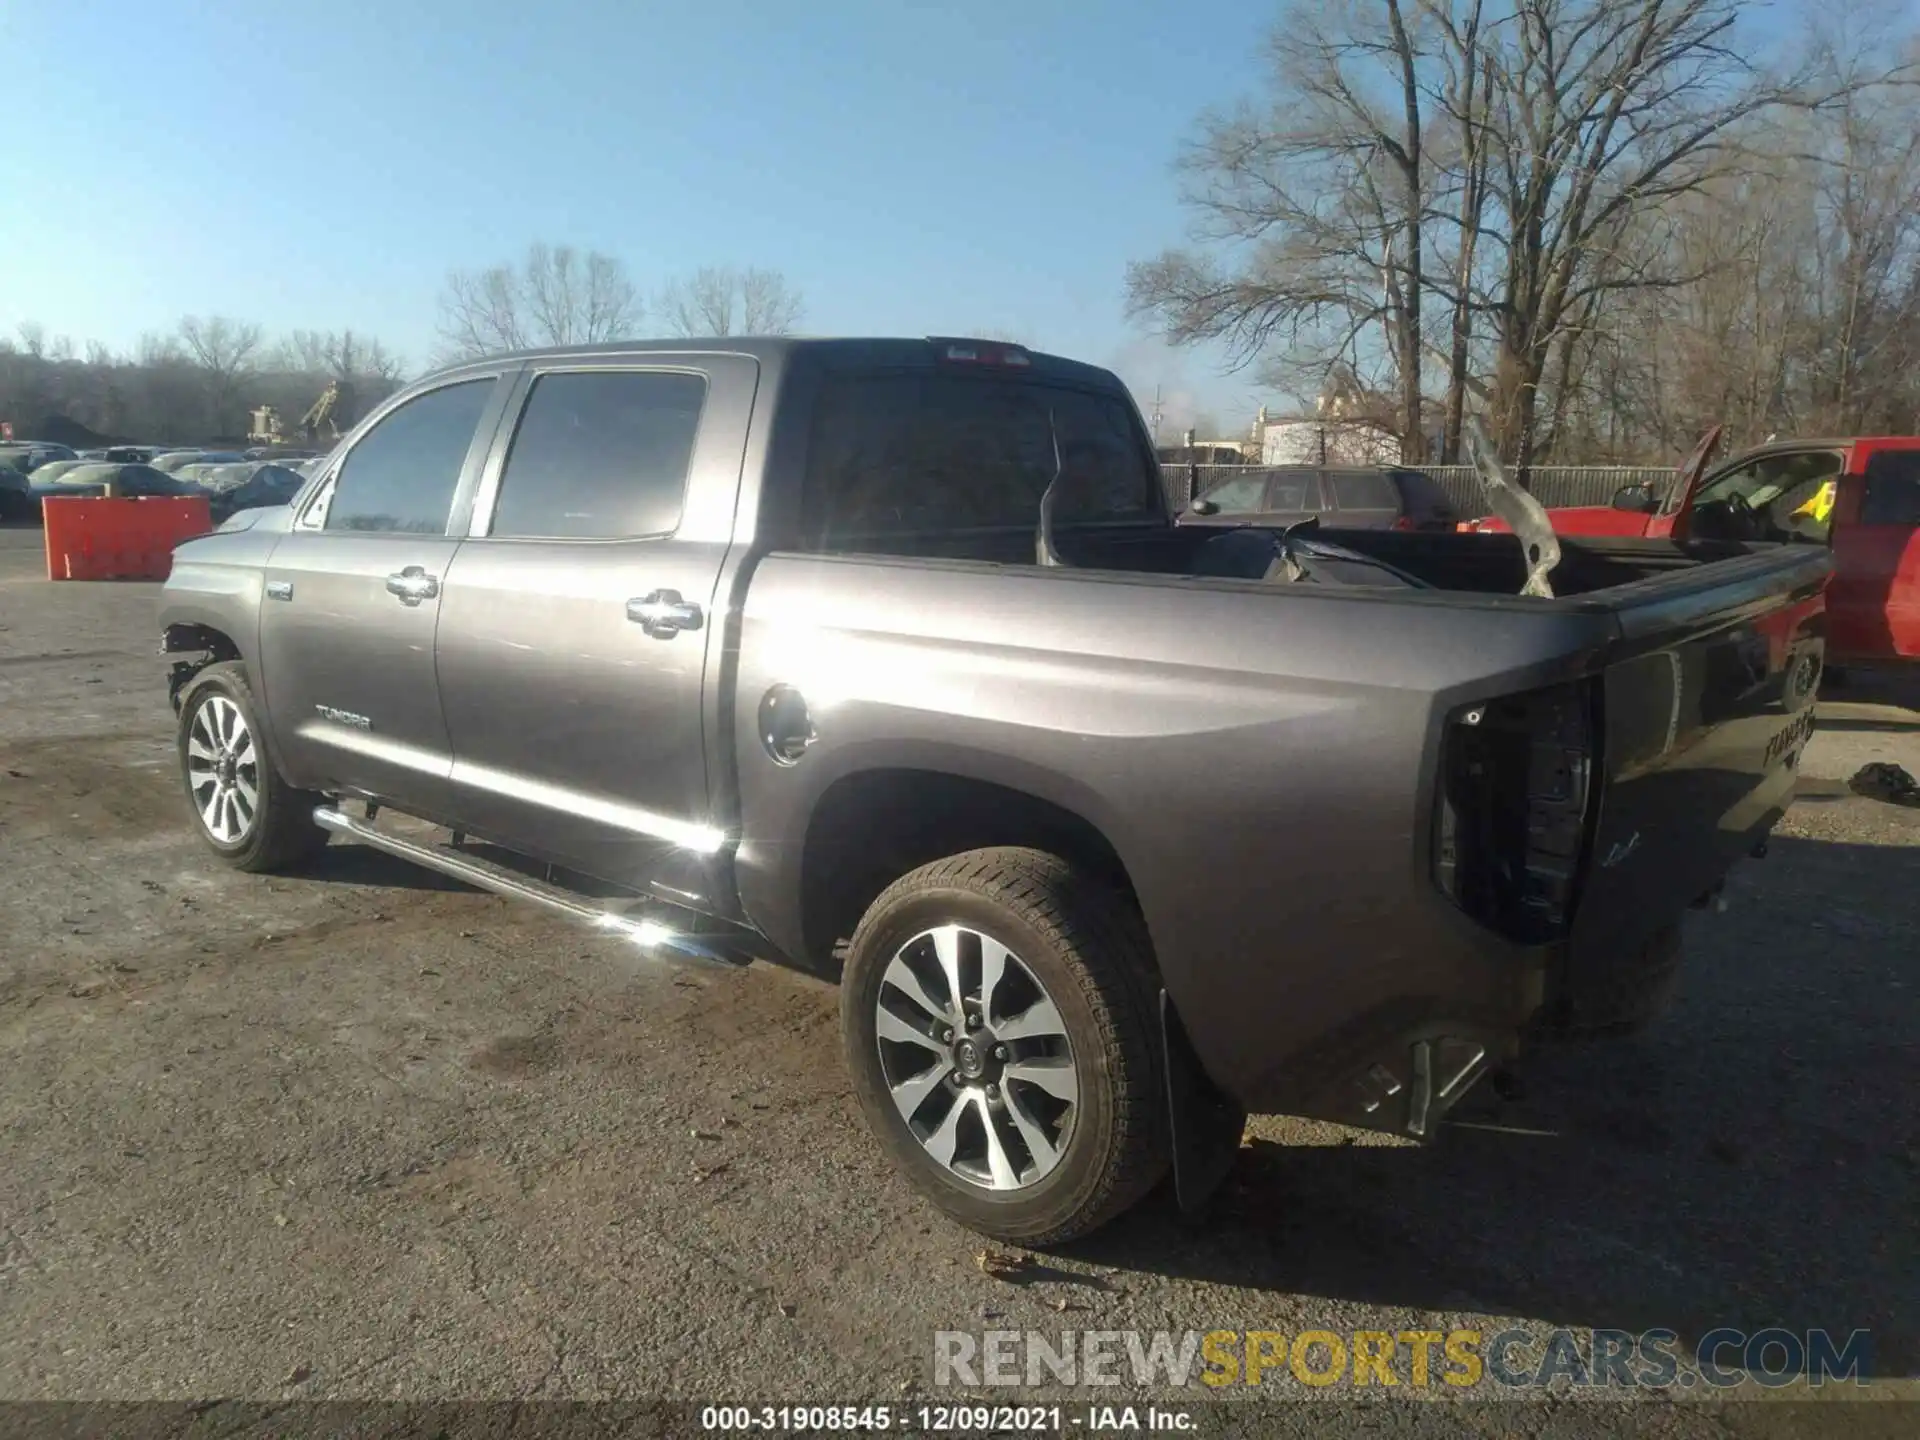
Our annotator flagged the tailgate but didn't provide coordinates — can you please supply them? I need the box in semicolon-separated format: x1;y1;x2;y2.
1564;545;1830;980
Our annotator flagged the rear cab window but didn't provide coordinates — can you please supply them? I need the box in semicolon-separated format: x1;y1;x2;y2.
1861;450;1920;526
796;371;1157;550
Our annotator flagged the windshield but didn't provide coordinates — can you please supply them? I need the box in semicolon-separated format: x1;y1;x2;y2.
798;373;1157;546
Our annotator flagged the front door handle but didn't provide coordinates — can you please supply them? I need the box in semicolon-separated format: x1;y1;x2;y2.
385;566;440;606
626;589;703;639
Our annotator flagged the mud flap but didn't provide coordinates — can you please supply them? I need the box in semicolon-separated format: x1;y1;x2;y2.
1162;991;1247;1213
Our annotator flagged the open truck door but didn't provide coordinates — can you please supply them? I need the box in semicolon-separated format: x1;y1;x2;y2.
1650;423;1727;540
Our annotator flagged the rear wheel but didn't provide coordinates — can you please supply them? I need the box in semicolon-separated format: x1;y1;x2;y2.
840;847;1169;1245
177;661;329;872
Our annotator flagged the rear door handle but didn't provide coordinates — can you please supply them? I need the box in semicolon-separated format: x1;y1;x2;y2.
626;589;703;639
385;566;440;606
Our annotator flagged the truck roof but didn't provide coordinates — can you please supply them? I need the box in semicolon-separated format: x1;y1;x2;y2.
1723;435;1920;462
417;336;1129;393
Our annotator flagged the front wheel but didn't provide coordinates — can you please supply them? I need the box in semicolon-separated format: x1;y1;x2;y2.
176;661;329;872
840;847;1170;1245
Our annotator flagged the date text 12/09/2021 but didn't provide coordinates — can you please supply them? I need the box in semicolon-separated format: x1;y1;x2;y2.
700;1406;1194;1433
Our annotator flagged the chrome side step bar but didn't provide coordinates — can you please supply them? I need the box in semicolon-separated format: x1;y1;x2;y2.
312;805;748;969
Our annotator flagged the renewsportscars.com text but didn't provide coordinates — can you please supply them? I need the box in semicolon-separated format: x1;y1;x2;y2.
933;1327;1872;1391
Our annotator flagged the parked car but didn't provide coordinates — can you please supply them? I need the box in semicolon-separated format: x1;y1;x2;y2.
153;449;246;475
2;442;78;476
158;336;1828;1244
176;462;230;490
206;463;306;524
1157;443;1250;466
1461;428;1920;667
27;459;90;485
0;463;31;521
1180;464;1460;532
32;462;202;502
8;457;90;515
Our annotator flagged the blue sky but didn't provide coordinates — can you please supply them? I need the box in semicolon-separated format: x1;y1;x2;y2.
1;0;1281;434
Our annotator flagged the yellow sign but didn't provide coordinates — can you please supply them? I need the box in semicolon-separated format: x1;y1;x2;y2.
1792;480;1837;524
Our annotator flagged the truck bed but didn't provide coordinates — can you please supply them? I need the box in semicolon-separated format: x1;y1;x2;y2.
801;519;1806;604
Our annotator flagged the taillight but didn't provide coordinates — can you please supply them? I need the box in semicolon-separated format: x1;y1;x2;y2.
1392;514;1415;531
1433;681;1597;943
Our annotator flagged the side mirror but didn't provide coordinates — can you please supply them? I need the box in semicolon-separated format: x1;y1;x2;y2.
1189;498;1220;517
1612;485;1657;514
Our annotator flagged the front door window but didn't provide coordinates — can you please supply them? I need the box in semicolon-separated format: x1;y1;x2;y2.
1689;452;1843;544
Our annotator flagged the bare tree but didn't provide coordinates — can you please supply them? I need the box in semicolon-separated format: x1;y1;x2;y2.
659;267;804;337
436;243;643;361
276;329;406;386
1125;0;1433;456
1424;0;1495;460
0;320;412;446
178;315;264;436
1131;0;1912;472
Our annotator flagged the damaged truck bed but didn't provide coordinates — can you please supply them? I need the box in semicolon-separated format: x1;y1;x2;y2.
158;337;1832;1243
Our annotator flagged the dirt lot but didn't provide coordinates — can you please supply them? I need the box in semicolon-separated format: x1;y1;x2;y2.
2;521;1916;1430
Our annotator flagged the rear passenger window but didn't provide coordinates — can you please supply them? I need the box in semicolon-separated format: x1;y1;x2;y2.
325;378;496;534
1268;472;1322;509
1327;471;1398;510
1198;473;1267;512
1862;452;1920;526
489;370;706;540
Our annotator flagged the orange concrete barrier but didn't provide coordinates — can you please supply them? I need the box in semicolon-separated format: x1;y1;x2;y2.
42;495;213;582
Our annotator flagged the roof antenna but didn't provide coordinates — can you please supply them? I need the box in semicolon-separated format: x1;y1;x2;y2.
1035;408;1067;568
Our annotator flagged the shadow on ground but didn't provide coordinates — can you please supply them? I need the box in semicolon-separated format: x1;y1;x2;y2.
1824;668;1920;711
1075;833;1920;1379
301;840;475;893
1815;716;1919;735
302;835;645;902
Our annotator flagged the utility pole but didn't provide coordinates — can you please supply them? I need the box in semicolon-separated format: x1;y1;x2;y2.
1150;386;1164;443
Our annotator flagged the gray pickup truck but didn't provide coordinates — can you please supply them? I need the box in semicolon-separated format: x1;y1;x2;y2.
158;337;1829;1244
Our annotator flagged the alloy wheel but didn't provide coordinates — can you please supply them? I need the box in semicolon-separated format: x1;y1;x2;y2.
875;924;1080;1191
186;694;260;844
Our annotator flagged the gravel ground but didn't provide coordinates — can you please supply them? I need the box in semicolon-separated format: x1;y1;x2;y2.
1;522;1915;1433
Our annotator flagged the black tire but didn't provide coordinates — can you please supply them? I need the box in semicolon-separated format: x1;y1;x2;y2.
840;847;1170;1246
176;660;330;873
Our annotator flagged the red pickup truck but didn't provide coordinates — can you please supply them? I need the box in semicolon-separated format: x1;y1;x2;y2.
1461;430;1920;669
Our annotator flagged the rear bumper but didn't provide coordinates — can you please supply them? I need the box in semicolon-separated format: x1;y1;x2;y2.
1219;905;1704;1136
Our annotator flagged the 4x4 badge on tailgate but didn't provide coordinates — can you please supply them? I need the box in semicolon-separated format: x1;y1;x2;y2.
1601;832;1643;868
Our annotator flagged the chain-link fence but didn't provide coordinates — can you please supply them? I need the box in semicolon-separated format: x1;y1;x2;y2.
1161;463;1677;516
